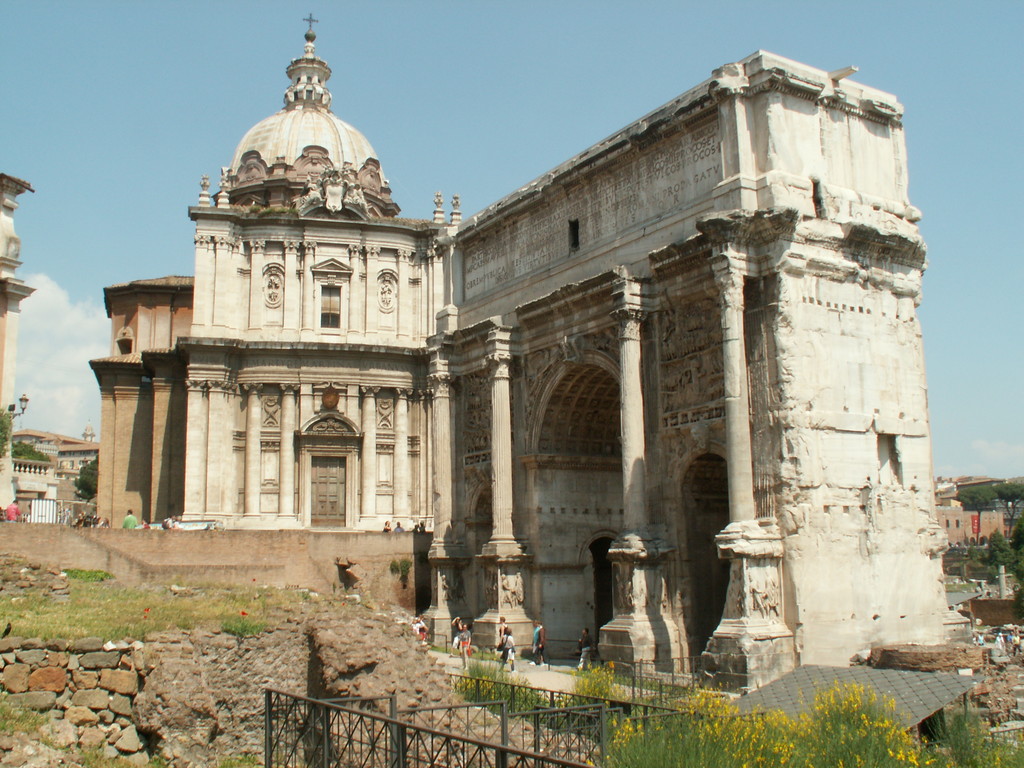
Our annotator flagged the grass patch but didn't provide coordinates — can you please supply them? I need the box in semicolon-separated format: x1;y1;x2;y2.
0;693;46;735
0;581;327;641
64;569;113;582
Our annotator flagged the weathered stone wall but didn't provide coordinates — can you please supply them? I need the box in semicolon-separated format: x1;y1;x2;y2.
0;524;430;611
0;636;149;763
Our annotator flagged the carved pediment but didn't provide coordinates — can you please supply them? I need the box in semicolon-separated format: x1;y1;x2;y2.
236;151;269;184
311;258;353;279
302;413;359;436
293;145;334;179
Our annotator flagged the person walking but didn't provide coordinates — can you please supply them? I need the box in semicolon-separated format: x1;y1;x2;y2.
531;620;546;667
499;626;516;672
577;627;593;670
458;621;473;669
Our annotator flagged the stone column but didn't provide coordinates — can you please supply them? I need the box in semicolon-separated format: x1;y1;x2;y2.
247;241;265;331
365;246;380;337
243;383;262;517
283;241;300;331
183;379;209;519
205;381;232;518
192;236;214;328
301;241;316;333
360;386;379;522
475;323;533;650
279;384;298;519
394;389;411;521
424;345;469;641
149;378;173;522
703;255;795;690
712;258;756;523
601;275;680;665
396;249;411;339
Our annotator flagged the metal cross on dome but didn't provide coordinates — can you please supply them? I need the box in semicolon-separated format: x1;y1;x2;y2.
304;13;318;30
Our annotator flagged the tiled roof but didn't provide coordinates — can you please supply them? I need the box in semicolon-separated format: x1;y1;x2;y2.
736;665;977;727
107;275;194;290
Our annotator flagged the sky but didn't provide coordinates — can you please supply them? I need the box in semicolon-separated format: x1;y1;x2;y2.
2;1;1021;478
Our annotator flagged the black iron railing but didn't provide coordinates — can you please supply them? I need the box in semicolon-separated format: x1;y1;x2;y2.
265;688;594;768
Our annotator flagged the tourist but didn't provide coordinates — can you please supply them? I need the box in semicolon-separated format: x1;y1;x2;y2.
411;616;427;643
499;626;516;671
458;621;472;669
394;521;404;533
531;620;546;666
5;501;20;523
382;521;392;533
496;615;507;651
577;628;593;670
122;510;139;529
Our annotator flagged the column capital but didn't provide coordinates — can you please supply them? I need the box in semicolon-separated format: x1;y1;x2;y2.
283;240;301;255
281;383;301;394
247;239;266;255
239;382;263;395
185;378;211;392
194;235;212;247
360;385;381;396
395;387;414;399
711;256;745;311
302;240;318;254
215;235;237;249
611;307;646;342
486;352;512;380
427;373;451;398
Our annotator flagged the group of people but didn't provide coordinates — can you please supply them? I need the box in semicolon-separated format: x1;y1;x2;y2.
440;616;602;671
382;520;428;533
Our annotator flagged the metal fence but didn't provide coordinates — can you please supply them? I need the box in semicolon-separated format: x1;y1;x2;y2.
265;688;594;768
608;657;717;704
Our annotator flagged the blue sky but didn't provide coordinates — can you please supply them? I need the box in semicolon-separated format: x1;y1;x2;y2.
2;1;1020;478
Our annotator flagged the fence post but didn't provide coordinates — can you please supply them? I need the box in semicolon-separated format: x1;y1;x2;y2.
500;701;509;746
388;696;407;768
264;690;273;768
320;705;330;768
600;703;608;762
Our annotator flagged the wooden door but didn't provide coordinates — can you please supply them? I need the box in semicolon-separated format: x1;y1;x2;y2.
311;456;346;527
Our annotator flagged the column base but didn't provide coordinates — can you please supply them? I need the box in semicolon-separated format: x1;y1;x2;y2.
599;612;682;667
702;620;796;691
426;545;470;643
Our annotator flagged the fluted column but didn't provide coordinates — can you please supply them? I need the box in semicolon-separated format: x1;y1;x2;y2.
612;300;648;531
394;389;411;521
487;327;515;543
360;386;379;521
183;379;209;518
301;241;316;333
712;257;756;522
243;383;262;516
428;374;452;540
279;384;297;518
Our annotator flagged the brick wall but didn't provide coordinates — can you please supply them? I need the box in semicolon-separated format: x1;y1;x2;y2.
0;525;431;611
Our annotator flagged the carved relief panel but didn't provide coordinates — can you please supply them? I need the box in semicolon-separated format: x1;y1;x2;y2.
658;299;723;425
461;368;491;460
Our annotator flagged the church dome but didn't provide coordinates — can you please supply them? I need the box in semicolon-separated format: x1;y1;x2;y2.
223;26;399;217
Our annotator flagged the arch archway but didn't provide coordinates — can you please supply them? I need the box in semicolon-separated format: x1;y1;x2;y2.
590;536;615;636
681;453;730;655
524;361;623;653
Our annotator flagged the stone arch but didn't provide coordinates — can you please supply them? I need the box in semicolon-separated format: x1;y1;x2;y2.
582;531;616;639
679;452;730;655
531;359;621;457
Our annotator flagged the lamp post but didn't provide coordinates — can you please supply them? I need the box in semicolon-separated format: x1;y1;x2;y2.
8;394;28;427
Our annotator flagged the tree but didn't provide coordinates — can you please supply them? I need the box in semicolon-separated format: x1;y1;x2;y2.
994;482;1024;529
75;459;97;501
987;530;1016;572
957;485;998;511
11;441;50;462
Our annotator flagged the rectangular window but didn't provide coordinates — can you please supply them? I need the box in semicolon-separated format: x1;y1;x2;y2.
569;219;580;250
320;285;341;328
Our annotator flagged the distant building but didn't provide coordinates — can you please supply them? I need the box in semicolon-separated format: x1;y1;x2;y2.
13;428;100;503
0;173;36;506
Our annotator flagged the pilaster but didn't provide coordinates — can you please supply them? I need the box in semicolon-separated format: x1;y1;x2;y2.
183;379;209;518
393;388;411;521
360;385;378;521
243;383;262;516
278;384;298;518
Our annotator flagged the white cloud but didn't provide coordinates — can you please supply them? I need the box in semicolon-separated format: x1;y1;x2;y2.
967;440;1024;480
13;273;108;440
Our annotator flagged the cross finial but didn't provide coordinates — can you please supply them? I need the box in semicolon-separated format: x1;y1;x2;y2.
304;13;318;30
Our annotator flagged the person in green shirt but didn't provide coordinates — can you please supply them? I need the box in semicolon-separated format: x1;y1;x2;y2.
122;510;138;529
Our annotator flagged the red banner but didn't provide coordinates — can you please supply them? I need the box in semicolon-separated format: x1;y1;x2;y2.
972;514;980;535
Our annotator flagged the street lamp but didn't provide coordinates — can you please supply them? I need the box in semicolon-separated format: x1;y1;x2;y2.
8;394;28;426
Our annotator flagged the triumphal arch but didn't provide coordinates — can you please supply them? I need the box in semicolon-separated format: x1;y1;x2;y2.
91;31;959;687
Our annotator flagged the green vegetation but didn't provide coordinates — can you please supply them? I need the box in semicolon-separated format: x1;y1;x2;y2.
0;412;11;459
11;441;50;462
75;458;98;501
606;683;1024;767
389;558;412;587
0;578;328;641
453;660;547;712
0;693;46;734
64;568;113;582
572;663;626;701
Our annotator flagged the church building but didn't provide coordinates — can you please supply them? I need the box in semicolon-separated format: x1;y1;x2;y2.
91;30;960;686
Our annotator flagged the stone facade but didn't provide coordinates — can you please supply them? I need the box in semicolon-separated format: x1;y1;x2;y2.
92;38;958;686
0;174;35;507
